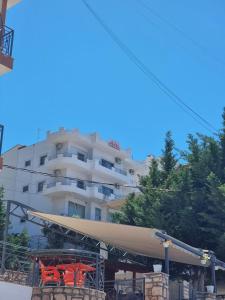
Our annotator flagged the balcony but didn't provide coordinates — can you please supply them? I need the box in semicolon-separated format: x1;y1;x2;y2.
43;179;123;202
0;25;14;76
94;159;131;184
91;186;122;202
46;153;92;173
43;179;90;199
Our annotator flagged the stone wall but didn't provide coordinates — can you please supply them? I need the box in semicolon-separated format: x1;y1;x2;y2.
32;287;106;300
0;270;29;285
144;272;169;300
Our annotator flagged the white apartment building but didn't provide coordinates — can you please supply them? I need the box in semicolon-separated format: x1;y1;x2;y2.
0;128;144;238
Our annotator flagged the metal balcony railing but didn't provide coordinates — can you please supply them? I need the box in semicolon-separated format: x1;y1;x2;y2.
0;25;14;57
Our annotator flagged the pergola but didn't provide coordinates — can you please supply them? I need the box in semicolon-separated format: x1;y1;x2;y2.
29;211;225;292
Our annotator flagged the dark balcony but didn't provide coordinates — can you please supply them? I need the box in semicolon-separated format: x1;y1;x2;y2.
0;25;14;56
0;24;14;75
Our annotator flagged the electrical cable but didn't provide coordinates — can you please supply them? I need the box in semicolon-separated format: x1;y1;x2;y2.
2;164;178;193
135;0;225;68
81;0;217;134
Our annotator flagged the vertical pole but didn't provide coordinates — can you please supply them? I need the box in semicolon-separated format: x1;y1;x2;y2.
96;254;99;290
132;271;136;292
1;200;10;274
211;255;216;293
0;124;4;156
164;245;170;275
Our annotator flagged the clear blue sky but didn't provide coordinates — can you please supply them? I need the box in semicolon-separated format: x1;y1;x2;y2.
1;0;225;160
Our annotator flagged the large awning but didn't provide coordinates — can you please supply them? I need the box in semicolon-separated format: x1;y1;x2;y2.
28;211;208;267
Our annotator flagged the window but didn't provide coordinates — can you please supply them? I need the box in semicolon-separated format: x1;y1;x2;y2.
99;186;113;196
68;201;85;218
40;155;47;166
77;180;86;190
107;213;113;223
37;181;45;192
77;152;87;162
95;208;101;221
22;185;29;193
100;159;114;169
25;160;31;167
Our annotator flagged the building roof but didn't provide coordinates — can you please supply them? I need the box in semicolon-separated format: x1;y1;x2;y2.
2;144;26;154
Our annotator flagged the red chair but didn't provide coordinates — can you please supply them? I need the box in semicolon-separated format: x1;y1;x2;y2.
75;270;86;287
63;267;75;287
39;261;60;286
56;263;95;287
72;263;96;287
56;264;75;287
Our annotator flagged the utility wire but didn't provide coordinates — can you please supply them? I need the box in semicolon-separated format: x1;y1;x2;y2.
81;0;217;134
2;164;178;193
135;0;225;68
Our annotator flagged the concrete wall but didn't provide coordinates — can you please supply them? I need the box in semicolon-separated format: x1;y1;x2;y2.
0;281;32;300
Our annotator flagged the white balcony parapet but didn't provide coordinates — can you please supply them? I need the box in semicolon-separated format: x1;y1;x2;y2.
43;180;90;198
44;180;122;202
46;153;92;172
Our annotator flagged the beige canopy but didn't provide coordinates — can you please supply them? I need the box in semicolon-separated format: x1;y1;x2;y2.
29;211;204;266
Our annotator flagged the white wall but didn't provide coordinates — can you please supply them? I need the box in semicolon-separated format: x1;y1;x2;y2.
0;128;144;239
0;281;32;300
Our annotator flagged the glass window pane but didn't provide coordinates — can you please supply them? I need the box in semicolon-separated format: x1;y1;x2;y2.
95;208;101;221
68;201;85;218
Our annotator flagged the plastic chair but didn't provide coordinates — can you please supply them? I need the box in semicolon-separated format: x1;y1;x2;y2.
39;261;60;286
63;267;75;287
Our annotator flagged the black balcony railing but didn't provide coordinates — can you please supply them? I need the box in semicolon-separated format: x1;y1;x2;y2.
0;25;14;57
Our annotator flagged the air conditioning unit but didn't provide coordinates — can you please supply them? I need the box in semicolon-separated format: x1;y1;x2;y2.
56;143;63;151
115;157;122;164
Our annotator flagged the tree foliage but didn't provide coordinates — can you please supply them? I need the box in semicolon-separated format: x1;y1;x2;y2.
114;109;225;282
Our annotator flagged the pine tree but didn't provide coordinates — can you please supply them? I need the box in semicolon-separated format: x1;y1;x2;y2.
220;107;225;181
160;131;177;184
113;109;225;284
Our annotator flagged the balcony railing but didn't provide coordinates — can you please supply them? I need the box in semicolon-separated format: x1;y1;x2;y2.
0;25;14;57
47;179;86;190
48;152;88;163
99;160;128;176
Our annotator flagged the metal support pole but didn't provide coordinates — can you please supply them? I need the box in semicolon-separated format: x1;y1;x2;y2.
95;254;99;290
211;255;216;293
0;124;4;156
164;245;170;275
1;200;10;274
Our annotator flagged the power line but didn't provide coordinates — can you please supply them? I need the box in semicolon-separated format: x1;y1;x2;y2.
81;0;217;134
135;0;225;68
2;164;178;193
3;164;130;187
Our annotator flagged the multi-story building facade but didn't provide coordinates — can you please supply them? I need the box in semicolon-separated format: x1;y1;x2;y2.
0;0;20;76
0;128;144;238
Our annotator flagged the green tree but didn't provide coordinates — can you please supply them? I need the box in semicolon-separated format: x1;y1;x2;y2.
114;109;225;285
160;131;177;183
